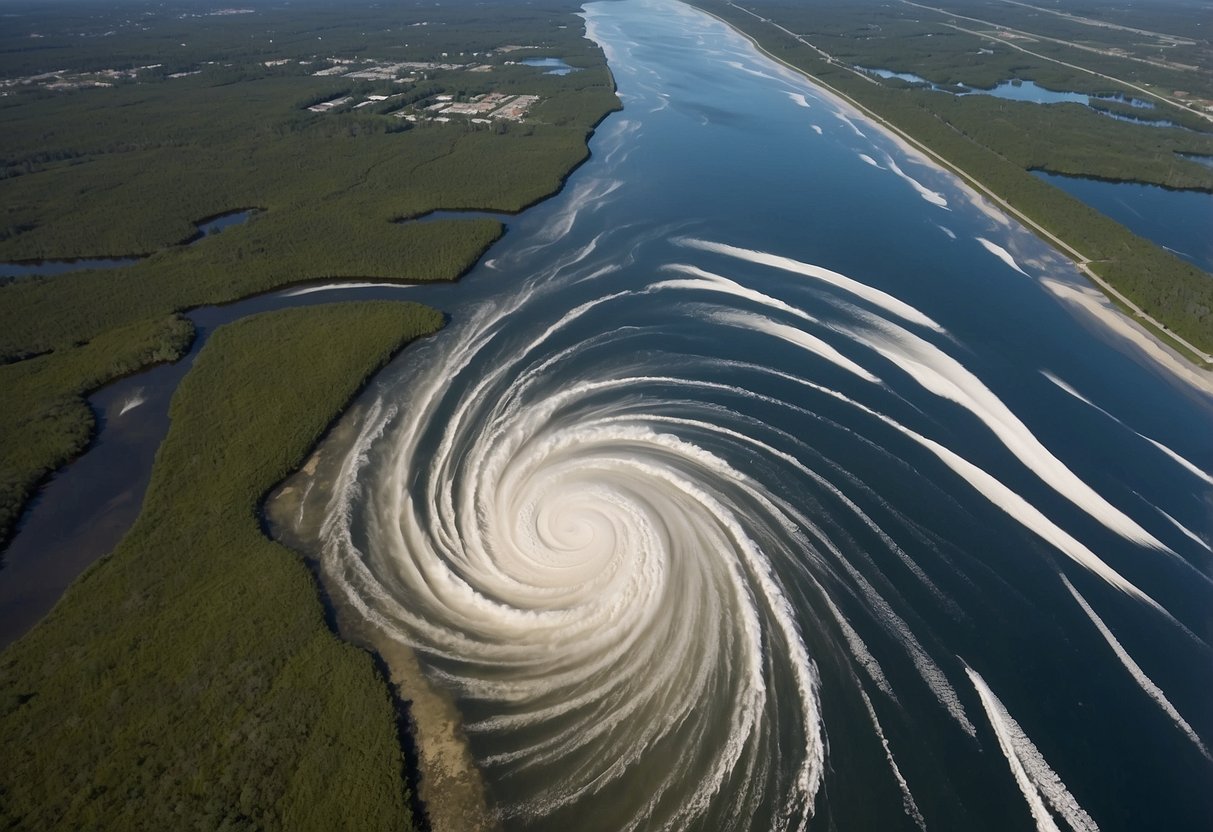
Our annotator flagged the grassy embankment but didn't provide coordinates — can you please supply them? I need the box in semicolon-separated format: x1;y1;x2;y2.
0;0;621;545
0;302;442;830
693;0;1212;362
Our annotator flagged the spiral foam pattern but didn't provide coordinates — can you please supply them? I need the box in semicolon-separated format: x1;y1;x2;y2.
310;220;1203;830
322;289;829;829
288;2;1213;828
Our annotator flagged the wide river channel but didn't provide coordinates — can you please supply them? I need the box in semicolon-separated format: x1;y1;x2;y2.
263;1;1213;829
9;0;1213;830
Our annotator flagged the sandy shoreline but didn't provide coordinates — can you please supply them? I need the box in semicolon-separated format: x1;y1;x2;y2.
267;421;498;832
355;622;499;832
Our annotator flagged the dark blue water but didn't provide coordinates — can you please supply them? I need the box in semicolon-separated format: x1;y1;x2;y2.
520;57;578;75
1034;170;1213;273
259;2;1213;830
5;0;1210;828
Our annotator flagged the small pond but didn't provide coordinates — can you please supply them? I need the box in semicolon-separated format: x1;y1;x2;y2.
520;57;578;75
1034;169;1213;273
858;66;1189;129
192;208;258;239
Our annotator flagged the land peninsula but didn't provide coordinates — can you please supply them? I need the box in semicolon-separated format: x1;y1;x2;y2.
0;1;617;828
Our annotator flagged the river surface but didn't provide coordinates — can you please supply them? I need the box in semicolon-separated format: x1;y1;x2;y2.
4;0;1211;828
262;1;1213;830
520;57;579;75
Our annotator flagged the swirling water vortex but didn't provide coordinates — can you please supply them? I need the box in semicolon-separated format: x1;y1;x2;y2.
283;2;1213;829
321;271;832;829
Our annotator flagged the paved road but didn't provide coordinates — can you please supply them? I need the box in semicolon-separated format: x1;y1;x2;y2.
901;0;1213;123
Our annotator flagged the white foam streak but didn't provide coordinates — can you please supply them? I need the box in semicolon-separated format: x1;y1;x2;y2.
281;280;415;296
1043;371;1213;489
835;111;867;138
797;378;1168;610
860;689;928;831
116;389;146;416
885;157;949;208
1153;506;1212;552
859;153;884;169
854;322;1172;554
822;595;894;698
910;430;1163;609
713;308;881;384
828;543;975;735
1143;438;1213;488
654;263;819;325
725;59;780;81
965;665;1100;832
679;238;945;332
977;238;1030;276
540;177;622;243
1061;575;1211;760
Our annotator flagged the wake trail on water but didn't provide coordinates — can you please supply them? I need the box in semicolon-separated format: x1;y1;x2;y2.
1060;575;1211;760
1042;371;1213;489
965;665;1100;832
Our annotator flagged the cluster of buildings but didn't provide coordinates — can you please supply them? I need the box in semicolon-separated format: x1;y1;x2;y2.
0;64;162;93
306;95;353;113
312;58;462;81
397;92;541;125
1;43;561;123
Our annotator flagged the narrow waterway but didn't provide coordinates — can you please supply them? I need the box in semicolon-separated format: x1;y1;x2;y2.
0;207;259;278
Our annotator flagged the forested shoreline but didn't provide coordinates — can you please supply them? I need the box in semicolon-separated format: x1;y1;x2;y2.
0;2;620;828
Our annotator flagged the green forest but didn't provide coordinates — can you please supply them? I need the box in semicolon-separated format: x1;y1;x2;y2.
0;1;620;828
0;302;442;831
0;0;620;547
